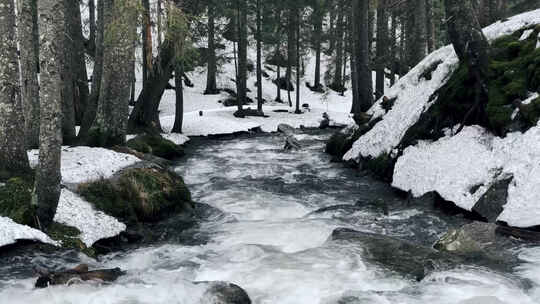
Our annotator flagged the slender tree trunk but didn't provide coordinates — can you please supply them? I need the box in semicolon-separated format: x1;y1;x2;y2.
142;0;153;86
445;0;490;129
0;0;31;178
157;0;162;48
172;64;184;133
413;0;428;64
354;0;373;113
276;65;282;101
61;0;77;145
88;0;96;55
17;0;40;149
295;6;301;114
332;5;344;92
426;0;435;53
78;0;104;141
35;0;64;229
256;0;264;113
286;7;294;107
90;0;137;146
375;0;388;99
313;1;324;90
390;9;398;86
67;0;90;126
236;0;247;113
205;4;218;95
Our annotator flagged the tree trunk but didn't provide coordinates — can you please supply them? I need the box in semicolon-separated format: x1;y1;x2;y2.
67;0;90;126
17;0;40;149
236;0;247;113
313;0;324;90
413;0;428;64
332;5;344;92
78;0;104;141
142;0;153;86
90;0;137;147
157;0;162;48
88;0;96;55
0;0;31;178
205;4;218;95
286;7;294;107
390;9;398;86
445;0;490;129
426;0;435;53
61;0;77;145
276;65;282;101
35;0;64;229
375;0;388;99
354;0;373;113
172;64;184;133
295;6;301;114
256;0;264;113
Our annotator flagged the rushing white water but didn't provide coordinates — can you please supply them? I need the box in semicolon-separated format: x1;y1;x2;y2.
2;131;540;303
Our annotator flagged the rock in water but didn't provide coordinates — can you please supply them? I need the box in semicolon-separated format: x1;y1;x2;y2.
35;264;125;288
199;281;252;304
472;177;512;222
277;123;296;136
319;112;330;129
284;135;302;150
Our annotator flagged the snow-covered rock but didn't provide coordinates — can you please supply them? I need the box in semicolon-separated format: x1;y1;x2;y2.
0;216;58;248
28;146;140;184
54;189;126;247
344;9;540;162
393;123;540;228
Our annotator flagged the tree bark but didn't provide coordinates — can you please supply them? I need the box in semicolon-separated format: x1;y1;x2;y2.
236;0;247;113
413;0;428;64
78;0;104;141
445;0;490;129
286;6;295;107
295;6;301;114
142;0;153;86
35;0;64;229
313;0;324;90
332;4;344;92
0;0;31;178
375;0;388;99
61;0;77;145
88;0;96;55
426;0;435;53
17;0;40;149
172;64;184;133
353;0;373;113
256;0;264;113
205;3;218;95
90;0;137;147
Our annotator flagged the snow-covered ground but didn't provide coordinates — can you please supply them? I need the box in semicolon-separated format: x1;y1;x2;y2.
346;9;540;227
0;217;57;248
54;189;126;247
344;9;540;162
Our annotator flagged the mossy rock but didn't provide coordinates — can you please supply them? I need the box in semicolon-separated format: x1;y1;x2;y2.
0;177;36;227
403;26;540;142
126;134;185;160
78;167;193;225
520;97;540;126
364;153;395;182
46;222;96;257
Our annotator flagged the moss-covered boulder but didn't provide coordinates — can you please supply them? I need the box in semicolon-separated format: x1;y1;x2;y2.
0;177;35;227
46;222;96;257
126;134;185;160
78;167;193;225
403;26;540;144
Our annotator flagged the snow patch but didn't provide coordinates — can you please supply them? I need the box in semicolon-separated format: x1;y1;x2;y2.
519;29;534;41
0;216;58;248
161;133;190;145
393;124;540;227
523;92;539;105
344;9;540;161
54;189;126;247
28;146;140;184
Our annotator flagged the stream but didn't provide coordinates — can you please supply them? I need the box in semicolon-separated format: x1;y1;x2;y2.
1;130;540;303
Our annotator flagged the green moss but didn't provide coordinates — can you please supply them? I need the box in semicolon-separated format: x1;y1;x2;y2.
0;177;35;227
126;134;184;160
78;167;192;225
47;223;96;257
364;154;395;182
520;97;540;126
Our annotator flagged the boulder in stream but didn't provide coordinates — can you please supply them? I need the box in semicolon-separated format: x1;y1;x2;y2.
35;264;125;288
198;281;252;304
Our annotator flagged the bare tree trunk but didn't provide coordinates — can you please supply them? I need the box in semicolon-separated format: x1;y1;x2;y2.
256;0;264;113
88;0;96;55
17;0;40;149
353;0;373;113
375;0;388;99
78;0;104;141
313;0;324;90
61;0;77;145
413;0;428;64
90;0;137;146
236;0;247;113
172;64;184;133
294;6;301;114
332;4;344;92
205;3;218;95
286;7;294;107
276;65;282;101
390;9;398;86
35;0;64;229
445;0;490;130
0;0;31;178
157;0;162;48
426;0;435;53
142;0;153;86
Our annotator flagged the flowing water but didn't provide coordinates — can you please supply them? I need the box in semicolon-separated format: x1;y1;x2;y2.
2;131;540;303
